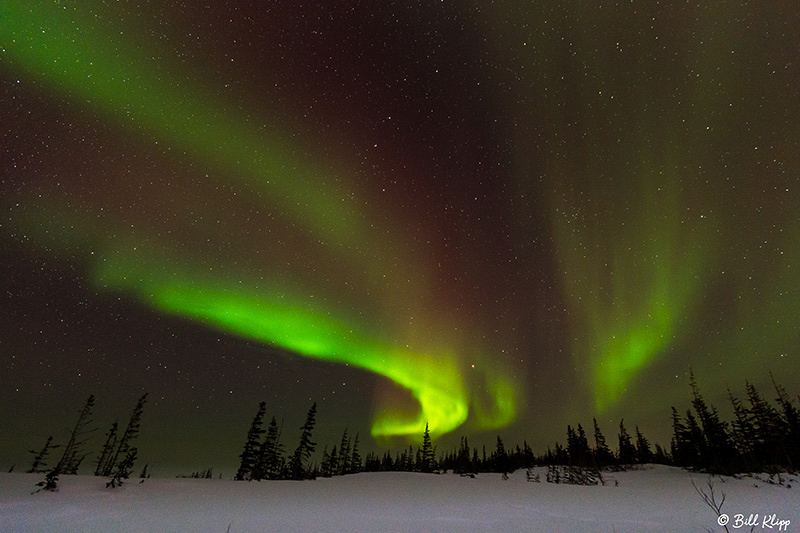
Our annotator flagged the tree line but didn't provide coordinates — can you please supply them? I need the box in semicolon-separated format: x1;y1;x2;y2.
670;371;799;474
23;370;798;486
234;371;799;480
233;401;658;480
234;403;436;480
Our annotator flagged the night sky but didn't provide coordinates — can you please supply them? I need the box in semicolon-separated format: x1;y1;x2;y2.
2;2;798;475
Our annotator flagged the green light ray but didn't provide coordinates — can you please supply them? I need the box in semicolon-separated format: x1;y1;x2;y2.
551;169;716;412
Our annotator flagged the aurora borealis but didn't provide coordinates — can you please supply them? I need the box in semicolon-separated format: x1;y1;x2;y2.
2;2;798;473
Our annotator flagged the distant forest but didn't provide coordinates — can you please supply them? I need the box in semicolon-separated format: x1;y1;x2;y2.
231;371;799;481
22;371;800;490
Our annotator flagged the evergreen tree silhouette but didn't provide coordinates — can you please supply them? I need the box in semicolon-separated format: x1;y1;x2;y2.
108;448;138;488
566;425;578;465
350;433;362;474
253;415;284;480
319;446;332;477
420;423;435;472
690;370;736;473
456;436;472;474
338;429;351;476
670;407;693;467
652;443;670;464
617;419;637;465
593;418;614;467
771;373;800;467
94;421;118;476
683;409;706;468
567;424;591;466
106;393;148;488
728;388;757;470
61;395;97;475
552;442;568;465
38;394;95;491
521;441;535;469
494;435;509;475
329;444;339;476
746;381;786;467
634;426;652;463
27;436;58;474
288;402;317;480
381;450;394;471
236;401;266;481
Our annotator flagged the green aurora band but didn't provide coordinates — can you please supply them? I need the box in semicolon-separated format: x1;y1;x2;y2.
1;2;518;439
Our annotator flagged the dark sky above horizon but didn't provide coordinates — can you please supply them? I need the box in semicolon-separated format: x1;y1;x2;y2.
2;1;798;475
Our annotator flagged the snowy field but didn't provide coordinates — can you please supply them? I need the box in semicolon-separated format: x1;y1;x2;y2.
0;466;797;532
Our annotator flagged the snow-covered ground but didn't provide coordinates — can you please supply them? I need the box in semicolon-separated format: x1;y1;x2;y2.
0;466;796;532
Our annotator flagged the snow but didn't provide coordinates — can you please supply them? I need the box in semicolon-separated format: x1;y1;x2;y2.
0;466;797;532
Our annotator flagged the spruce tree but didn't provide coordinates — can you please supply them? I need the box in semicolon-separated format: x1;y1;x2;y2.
328;445;339;476
252;415;284;480
771;373;800;467
106;393;148;488
381;450;393;471
61;394;97;475
593;418;614;467
670;407;692;467
37;394;96;491
319;446;332;477
94;421;118;476
566;425;578;465
236;401;267;481
728;388;757;470
288;402;317;480
690;371;736;472
552;442;567;465
494;435;509;475
350;433;362;474
617;419;637;465
684;409;706;468
456;436;471;474
521;441;535;469
634;426;652;463
652;443;670;464
746;381;786;467
420;423;435;473
108;448;138;488
576;424;591;466
27;436;58;474
338;429;351;476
